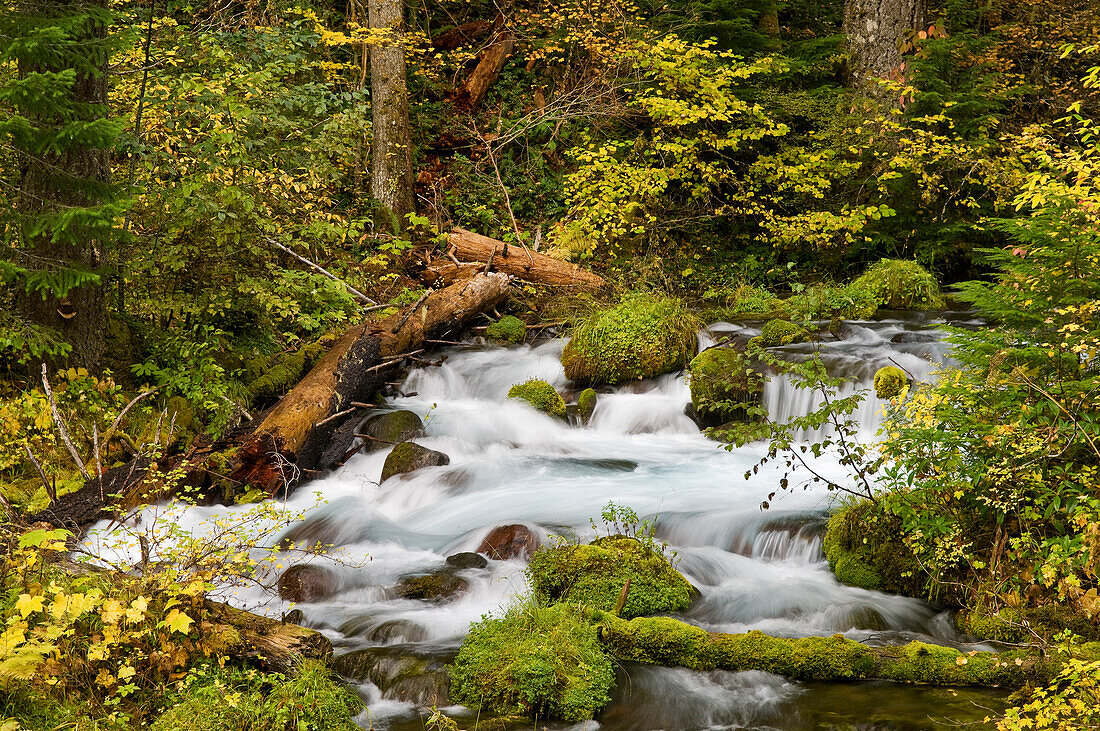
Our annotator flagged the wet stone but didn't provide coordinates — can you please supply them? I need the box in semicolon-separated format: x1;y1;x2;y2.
396;570;469;601
278;564;338;603
446;552;488;570
477;523;540;561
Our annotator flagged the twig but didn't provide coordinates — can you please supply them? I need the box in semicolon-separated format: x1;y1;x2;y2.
390;292;432;334
314;407;357;429
527;321;565;330
365;350;426;372
361;301;400;314
350;401;375;409
40;364;90;481
265;236;378;305
446;247;462;267
24;444;56;505
426;339;468;345
102;386;160;451
354;433;397;445
484;246;497;273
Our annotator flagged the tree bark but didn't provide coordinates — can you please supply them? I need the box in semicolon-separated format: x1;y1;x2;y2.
448;228;605;290
11;0;113;369
369;0;416;232
231;272;511;493
843;0;927;88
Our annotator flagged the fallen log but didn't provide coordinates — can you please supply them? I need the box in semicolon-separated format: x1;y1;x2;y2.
595;613;1070;688
448;228;605;290
230;272;511;493
204;599;332;673
454;22;514;108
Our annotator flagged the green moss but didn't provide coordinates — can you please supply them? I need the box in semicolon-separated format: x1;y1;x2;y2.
151;660;360;731
527;536;696;619
957;606;1100;644
787;283;880;321
361;410;425;445
594;613;1057;687
823;502;924;597
759;319;810;347
247;343;325;403
380;441;450;481
507;379;566;418
725;285;786;318
873;366;908;398
853;259;945;310
560;293;699;386
688;348;764;424
577;388;598;424
486;316;527;345
449;602;614;722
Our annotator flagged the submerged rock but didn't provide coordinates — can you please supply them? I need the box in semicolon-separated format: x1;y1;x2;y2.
395;571;469;601
278;564;339;602
446;552;488;570
528;535;697;619
380;441;450;482
577;388;598;424
335;646;451;706
359;410;425;451
477;523;540;560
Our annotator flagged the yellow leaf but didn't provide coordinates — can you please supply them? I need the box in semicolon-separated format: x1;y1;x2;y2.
14;594;44;619
126;596;149;623
163;609;194;635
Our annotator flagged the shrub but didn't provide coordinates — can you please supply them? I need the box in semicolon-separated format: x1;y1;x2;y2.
486;316;527;345
725;284;786;317
786;283;879;321
449;602;614;723
560;293;698;385
507;379;566;418
873;366;908;398
759;320;810;347
853;259;945;310
688;348;764;425
527;536;696;619
151;660;360;731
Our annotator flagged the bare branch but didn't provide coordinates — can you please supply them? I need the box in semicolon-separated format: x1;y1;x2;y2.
40;364;90;481
264;235;378;305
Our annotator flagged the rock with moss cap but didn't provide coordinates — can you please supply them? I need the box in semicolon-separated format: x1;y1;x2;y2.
853;259;945;310
449;602;614;723
561;293;698;386
507;379;566;417
486;315;527;345
577;388;598;424
380;441;450;482
823;503;923;596
873;366;908;399
360;410;425;451
688;348;765;427
759;319;810;347
527;535;697;619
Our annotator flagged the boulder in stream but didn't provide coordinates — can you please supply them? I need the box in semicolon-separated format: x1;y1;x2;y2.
395;570;469;601
278;564;339;602
507;379;566;417
446;551;488;569
359;410;425;451
577;388;598;424
687;347;765;428
334;645;451;706
380;441;450;482
477;523;540;560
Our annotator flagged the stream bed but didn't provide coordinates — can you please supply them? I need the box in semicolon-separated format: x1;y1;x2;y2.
85;313;1010;729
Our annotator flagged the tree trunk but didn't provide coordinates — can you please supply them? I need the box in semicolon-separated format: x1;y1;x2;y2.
231;272;511;493
369;0;416;233
11;0;113;370
843;0;927;88
454;16;515;109
447;228;605;290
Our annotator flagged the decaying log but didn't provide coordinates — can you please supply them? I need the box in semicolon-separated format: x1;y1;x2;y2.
596;613;1061;688
230;272;510;493
454;22;515;108
421;258;482;288
448;228;605;290
27;459;152;533
432;20;492;51
205;599;332;673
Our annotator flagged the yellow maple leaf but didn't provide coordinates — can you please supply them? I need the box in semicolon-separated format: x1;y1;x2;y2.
163;609;194;635
126;596;149;623
14;594;44;619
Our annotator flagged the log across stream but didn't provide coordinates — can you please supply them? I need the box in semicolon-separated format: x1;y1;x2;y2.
80;312;1017;729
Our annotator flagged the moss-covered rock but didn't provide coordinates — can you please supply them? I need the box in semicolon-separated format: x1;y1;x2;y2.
873;366;908;398
594;613;1063;687
577;388;598;424
688;347;765;427
396;570;468;602
956;605;1100;644
450;602;614;722
759;319;810;347
486;315;527;345
334;646;449;706
527;536;696;619
853;259;945;310
561;293;698;386
380;441;450;482
724;284;787;318
507;379;566;418
823;503;924;597
360;410;425;450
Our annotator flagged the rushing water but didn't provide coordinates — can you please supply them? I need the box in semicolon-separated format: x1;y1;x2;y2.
84;313;1009;729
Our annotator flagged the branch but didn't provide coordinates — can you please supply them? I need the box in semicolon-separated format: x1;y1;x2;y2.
264;236;378;305
40;364;90;481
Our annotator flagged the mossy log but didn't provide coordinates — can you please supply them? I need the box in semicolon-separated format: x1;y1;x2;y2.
203;599;333;673
447;228;605;290
231;273;510;494
594;613;1082;688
